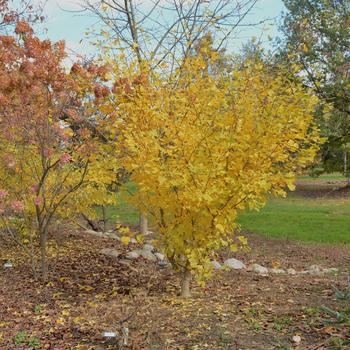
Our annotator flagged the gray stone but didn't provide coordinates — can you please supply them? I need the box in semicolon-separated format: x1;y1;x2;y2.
251;263;269;275
119;259;132;265
308;264;320;271
125;251;140;260
287;268;297;275
106;232;120;240
270;268;286;274
100;248;121;259
143;243;154;251
306;265;322;275
85;230;120;240
85;229;105;238
154;252;166;261
141;250;157;262
211;260;222;270
130;238;137;244
323;267;339;274
157;260;169;268
223;258;246;270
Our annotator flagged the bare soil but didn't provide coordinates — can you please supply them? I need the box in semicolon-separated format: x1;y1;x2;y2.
1;230;350;350
295;179;350;199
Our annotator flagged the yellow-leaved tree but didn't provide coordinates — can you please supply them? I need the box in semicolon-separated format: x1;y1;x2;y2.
103;47;321;297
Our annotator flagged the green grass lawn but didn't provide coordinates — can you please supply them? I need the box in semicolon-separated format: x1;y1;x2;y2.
237;194;350;244
105;175;350;244
101;182;140;226
298;172;347;182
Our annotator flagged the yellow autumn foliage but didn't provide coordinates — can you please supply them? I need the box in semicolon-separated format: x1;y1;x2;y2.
0;137;117;242
104;48;321;282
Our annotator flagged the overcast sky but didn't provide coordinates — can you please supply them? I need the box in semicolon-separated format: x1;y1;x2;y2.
37;0;286;61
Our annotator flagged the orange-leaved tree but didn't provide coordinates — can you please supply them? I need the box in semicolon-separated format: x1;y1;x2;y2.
102;48;321;297
0;22;117;281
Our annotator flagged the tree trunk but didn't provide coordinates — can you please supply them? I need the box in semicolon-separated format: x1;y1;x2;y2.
81;213;101;231
102;205;107;232
180;268;192;298
344;151;350;186
30;255;38;281
40;230;48;283
139;211;148;235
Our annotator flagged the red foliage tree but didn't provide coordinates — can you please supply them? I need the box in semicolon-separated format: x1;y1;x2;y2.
0;21;114;281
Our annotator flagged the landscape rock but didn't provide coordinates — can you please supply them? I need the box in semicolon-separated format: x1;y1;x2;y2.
141;250;157;262
270;268;285;274
251;263;269;275
211;260;222;270
85;230;120;240
292;335;302;344
100;248;121;259
157;260;169;268
223;258;246;270
287;268;297;275
119;259;132;265
305;265;323;275
84;230;106;238
143;243;154;251
130;238;137;244
125;251;140;260
154;252;166;261
308;264;321;271
105;232;120;240
323;267;339;274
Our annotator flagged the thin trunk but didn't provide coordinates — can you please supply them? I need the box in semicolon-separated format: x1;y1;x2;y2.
344;151;347;174
81;213;100;231
102;205;107;232
344;151;349;186
180;268;192;298
139;211;148;235
30;256;38;281
40;229;48;283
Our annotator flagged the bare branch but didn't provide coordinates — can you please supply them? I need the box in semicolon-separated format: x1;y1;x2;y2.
79;0;261;70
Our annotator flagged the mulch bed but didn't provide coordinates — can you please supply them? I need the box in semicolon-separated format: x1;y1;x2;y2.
295;180;350;199
1;230;350;349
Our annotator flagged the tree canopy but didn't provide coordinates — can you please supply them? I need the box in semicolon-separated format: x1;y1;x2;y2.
98;46;321;296
279;0;350;174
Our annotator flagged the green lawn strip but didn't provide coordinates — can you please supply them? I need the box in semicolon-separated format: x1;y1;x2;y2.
99;180;350;244
237;195;350;244
95;182;139;226
103;203;139;226
297;172;347;182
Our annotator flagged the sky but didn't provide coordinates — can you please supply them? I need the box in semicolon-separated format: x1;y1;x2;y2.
37;0;286;60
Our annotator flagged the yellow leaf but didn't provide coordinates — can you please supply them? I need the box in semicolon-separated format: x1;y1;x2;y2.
73;316;84;324
230;244;238;252
119;226;130;234
301;43;309;53
237;235;247;245
56;318;65;325
120;236;131;245
61;310;70;317
136;234;144;243
215;224;225;233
